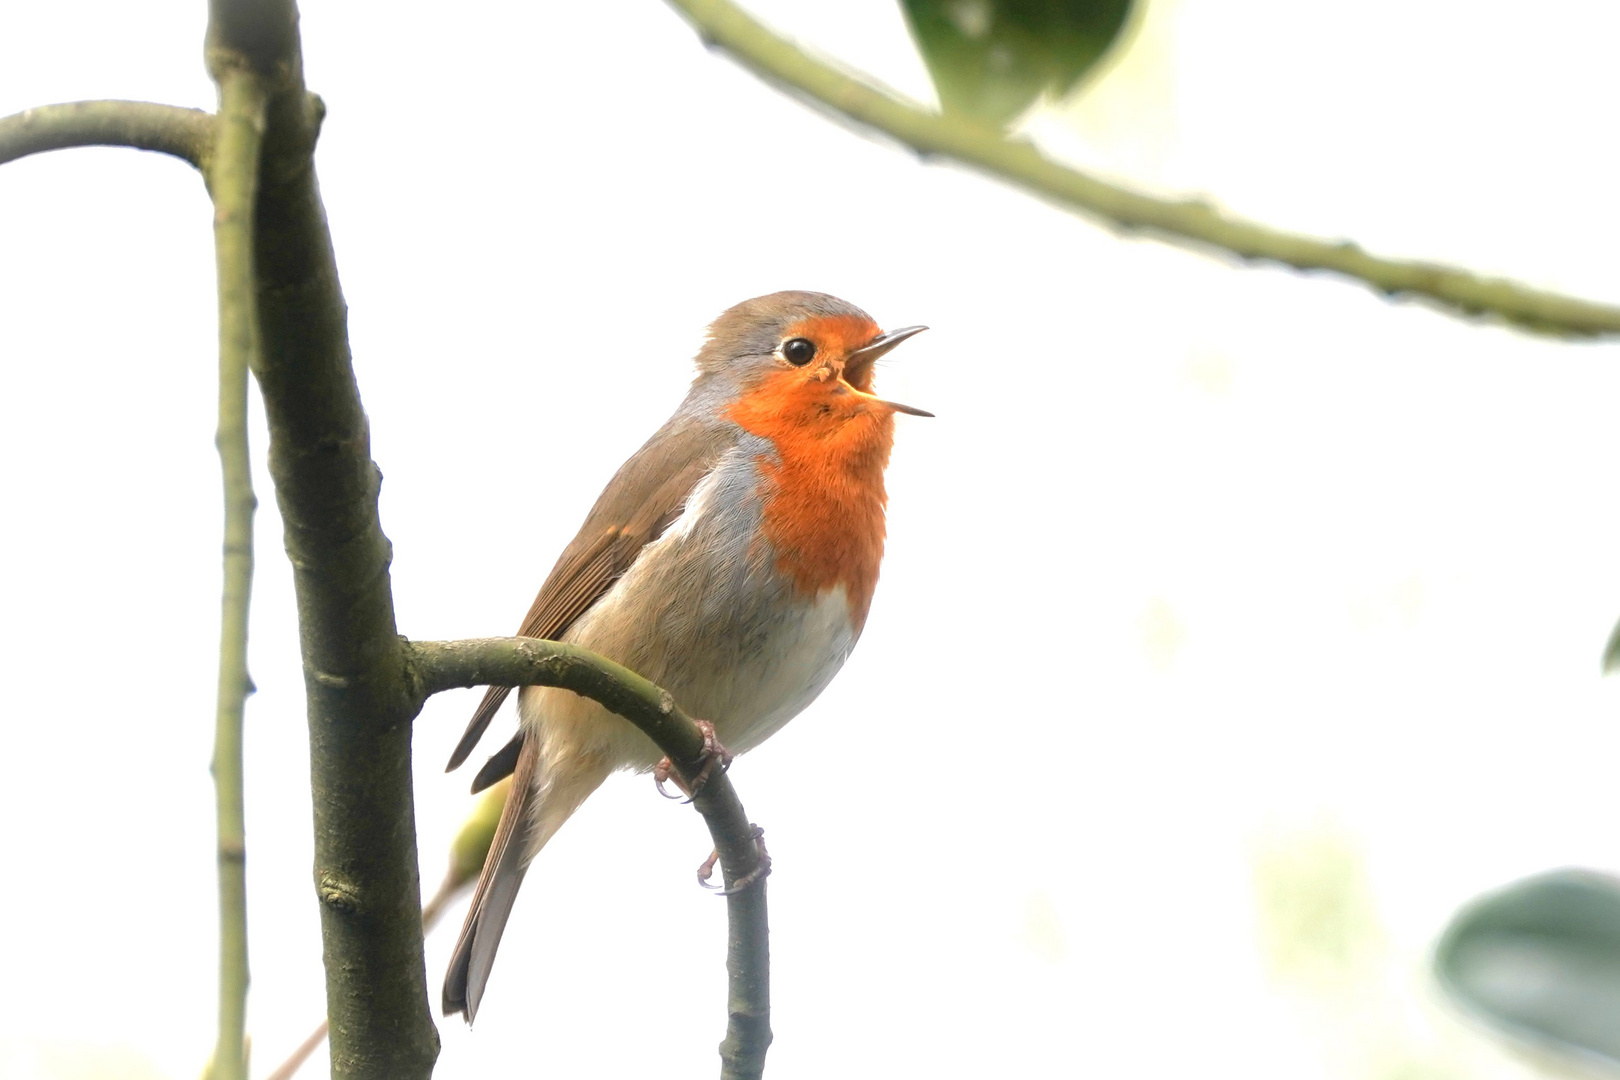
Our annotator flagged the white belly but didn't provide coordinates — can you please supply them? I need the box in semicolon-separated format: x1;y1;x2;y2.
673;583;858;753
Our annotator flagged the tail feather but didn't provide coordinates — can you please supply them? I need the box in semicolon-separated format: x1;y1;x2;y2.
443;733;538;1021
471;731;524;793
443;724;614;1022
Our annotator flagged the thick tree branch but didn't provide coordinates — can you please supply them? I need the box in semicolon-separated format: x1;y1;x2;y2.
408;637;773;1080
265;785;506;1080
664;0;1620;339
0;100;213;170
204;2;439;1078
204;63;267;1080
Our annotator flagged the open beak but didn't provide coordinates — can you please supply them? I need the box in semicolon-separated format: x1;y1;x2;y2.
843;325;932;417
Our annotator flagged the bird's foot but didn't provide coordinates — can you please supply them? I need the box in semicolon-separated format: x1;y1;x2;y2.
698;824;771;895
686;719;735;796
653;756;684;800
653;719;733;802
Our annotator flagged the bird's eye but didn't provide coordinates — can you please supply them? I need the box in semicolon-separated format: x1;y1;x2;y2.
781;338;817;366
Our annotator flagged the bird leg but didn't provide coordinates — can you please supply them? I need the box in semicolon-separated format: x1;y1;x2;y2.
697;824;771;895
653;719;733;801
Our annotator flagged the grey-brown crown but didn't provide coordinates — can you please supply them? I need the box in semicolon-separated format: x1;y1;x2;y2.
694;291;874;375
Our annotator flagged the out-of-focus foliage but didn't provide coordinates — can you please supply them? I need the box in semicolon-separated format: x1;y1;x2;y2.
1252;826;1469;1080
1435;869;1620;1069
1253;825;1382;990
0;1040;168;1080
897;0;1134;126
448;779;510;892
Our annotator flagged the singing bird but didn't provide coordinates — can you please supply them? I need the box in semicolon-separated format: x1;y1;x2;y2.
442;291;928;1020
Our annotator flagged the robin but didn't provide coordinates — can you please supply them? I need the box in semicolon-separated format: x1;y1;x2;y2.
441;290;929;1021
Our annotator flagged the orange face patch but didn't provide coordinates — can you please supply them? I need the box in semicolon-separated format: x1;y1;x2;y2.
725;361;896;630
780;314;882;390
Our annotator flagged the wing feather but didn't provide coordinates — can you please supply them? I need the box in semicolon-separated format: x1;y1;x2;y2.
444;417;734;772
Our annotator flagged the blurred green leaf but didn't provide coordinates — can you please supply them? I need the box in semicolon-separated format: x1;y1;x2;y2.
1435;869;1620;1070
448;779;509;891
898;0;1134;126
1601;613;1620;674
1252;825;1382;988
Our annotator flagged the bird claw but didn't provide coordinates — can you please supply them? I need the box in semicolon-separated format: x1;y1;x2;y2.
653;756;685;800
697;848;721;886
697;825;771;896
686;719;735;797
652;719;733;803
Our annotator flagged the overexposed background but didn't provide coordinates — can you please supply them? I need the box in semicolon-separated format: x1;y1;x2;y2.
2;1;1618;1077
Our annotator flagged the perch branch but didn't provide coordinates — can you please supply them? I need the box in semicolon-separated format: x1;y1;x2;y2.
408;637;773;1080
664;0;1620;339
205;0;439;1076
205;65;266;1080
0;100;213;170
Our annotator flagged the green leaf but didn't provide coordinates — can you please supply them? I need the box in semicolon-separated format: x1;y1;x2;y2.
898;0;1135;127
448;780;509;890
1435;869;1620;1069
1602;613;1620;674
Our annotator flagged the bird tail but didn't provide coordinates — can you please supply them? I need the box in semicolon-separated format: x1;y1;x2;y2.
442;731;610;1022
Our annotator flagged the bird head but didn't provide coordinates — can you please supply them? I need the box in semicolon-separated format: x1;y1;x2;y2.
696;291;930;420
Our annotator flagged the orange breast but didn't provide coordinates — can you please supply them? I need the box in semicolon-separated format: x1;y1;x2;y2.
725;371;895;630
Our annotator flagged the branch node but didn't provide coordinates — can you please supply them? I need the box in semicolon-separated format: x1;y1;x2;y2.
317;873;363;914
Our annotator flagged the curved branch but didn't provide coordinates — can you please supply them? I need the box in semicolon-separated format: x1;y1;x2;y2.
407;636;772;1080
0;100;213;170
206;67;267;1080
664;0;1620;339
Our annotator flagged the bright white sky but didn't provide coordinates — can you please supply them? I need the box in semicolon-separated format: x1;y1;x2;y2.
2;2;1619;1079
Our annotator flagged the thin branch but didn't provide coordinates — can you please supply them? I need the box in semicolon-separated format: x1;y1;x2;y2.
0;100;213;170
205;1;440;1076
206;66;267;1080
408;637;773;1080
261;1024;327;1080
664;0;1620;339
